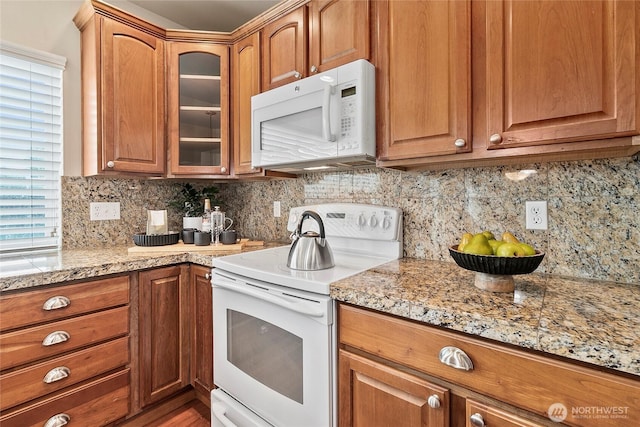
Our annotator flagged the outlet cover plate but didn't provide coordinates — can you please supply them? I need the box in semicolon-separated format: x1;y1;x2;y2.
90;202;120;221
525;201;547;230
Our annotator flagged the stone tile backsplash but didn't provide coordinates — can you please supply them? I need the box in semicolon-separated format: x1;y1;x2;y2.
63;155;639;284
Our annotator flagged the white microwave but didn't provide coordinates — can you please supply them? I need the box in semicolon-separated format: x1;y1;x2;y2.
251;59;375;172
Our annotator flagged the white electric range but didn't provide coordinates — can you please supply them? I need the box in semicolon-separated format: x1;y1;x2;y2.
211;203;402;427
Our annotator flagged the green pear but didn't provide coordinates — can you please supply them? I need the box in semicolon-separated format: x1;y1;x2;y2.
501;231;520;243
488;239;504;254
462;233;494;255
458;232;473;251
496;242;526;257
518;242;536;256
482;230;495;240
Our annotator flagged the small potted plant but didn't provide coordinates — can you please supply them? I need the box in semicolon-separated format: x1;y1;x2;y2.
169;183;220;230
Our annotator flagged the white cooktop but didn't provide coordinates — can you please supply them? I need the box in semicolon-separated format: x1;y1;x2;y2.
212;203;403;295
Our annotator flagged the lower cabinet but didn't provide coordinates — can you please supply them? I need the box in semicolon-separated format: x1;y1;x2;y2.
339;350;449;427
338;303;640;427
190;264;214;401
138;264;190;407
0;275;131;426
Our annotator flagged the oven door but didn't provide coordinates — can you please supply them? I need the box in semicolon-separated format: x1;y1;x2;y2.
212;269;335;427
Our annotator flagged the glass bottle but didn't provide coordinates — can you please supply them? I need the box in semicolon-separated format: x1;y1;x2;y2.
201;198;212;234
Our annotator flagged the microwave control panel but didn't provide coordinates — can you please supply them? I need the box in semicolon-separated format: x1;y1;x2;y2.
339;85;358;149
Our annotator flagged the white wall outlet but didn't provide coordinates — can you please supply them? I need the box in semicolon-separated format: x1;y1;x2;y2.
273;201;281;218
90;202;121;221
525;201;547;230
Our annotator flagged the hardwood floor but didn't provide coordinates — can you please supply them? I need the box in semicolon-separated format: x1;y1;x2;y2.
145;400;210;427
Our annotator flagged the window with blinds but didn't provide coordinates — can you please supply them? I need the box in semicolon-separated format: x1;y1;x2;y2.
0;42;66;253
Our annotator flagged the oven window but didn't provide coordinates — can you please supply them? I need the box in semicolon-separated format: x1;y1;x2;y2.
227;309;303;404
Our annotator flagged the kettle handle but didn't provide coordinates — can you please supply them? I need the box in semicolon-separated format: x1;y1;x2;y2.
297;210;326;238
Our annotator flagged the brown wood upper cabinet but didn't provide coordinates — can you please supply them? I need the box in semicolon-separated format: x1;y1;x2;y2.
375;0;471;161
376;0;640;170
483;0;638;149
167;42;230;177
75;10;166;176
261;0;370;91
232;32;262;175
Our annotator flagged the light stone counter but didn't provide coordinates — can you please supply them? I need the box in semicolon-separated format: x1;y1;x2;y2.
0;243;285;293
331;258;640;378
2;249;638;378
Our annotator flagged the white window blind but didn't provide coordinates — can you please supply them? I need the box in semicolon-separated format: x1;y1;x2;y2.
0;41;65;253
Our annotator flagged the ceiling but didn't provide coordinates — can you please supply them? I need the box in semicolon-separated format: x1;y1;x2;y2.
108;0;282;32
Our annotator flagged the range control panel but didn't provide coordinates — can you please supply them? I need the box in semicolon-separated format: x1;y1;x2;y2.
287;203;402;242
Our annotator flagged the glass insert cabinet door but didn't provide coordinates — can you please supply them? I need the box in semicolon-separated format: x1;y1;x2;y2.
167;43;229;175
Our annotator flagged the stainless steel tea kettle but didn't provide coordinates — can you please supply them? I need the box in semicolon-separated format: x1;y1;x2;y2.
287;210;335;271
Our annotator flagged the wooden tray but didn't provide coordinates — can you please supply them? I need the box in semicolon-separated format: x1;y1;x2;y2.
127;239;263;255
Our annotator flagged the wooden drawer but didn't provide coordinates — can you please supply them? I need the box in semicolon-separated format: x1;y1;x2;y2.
466;399;544;427
1;337;129;410
339;304;640;427
0;306;129;371
0;369;129;427
0;275;129;332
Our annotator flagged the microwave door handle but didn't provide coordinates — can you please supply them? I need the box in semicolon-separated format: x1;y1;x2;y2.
322;84;337;142
214;278;326;318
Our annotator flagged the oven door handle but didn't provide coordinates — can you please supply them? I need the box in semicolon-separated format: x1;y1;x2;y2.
211;402;238;427
214;279;326;318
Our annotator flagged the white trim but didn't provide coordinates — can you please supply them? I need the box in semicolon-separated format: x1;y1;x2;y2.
0;40;66;69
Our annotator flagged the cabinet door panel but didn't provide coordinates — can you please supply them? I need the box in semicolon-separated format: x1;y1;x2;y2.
102;18;165;174
233;33;262;175
309;0;370;73
262;7;307;90
377;0;471;160
190;265;214;399
485;0;638;148
139;265;189;406
339;349;449;427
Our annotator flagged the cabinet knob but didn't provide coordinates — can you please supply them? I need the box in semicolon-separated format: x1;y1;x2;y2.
454;138;466;148
205;273;211;280
43;366;71;384
44;413;70;427
438;346;474;371
310;65;318;74
221;167;227;173
42;295;70;311
427;394;441;409
106;160;115;168
293;71;302;79
489;133;503;144
42;330;70;347
469;413;486;427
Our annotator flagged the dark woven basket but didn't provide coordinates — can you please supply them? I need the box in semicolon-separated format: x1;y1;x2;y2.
448;245;544;275
133;232;180;247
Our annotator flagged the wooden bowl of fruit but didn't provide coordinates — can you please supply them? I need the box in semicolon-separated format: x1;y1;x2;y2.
449;231;545;292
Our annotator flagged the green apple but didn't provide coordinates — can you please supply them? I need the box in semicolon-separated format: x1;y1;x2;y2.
462;233;494;255
518;242;536;256
496;242;526;257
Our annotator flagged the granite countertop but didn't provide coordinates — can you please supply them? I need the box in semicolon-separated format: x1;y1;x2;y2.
0;243;284;293
2;248;638;378
331;258;640;378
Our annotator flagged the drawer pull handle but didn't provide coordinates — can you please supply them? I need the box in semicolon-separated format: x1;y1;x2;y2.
42;331;70;347
43;366;71;384
44;413;70;427
42;296;70;311
438;346;474;371
469;412;485;427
